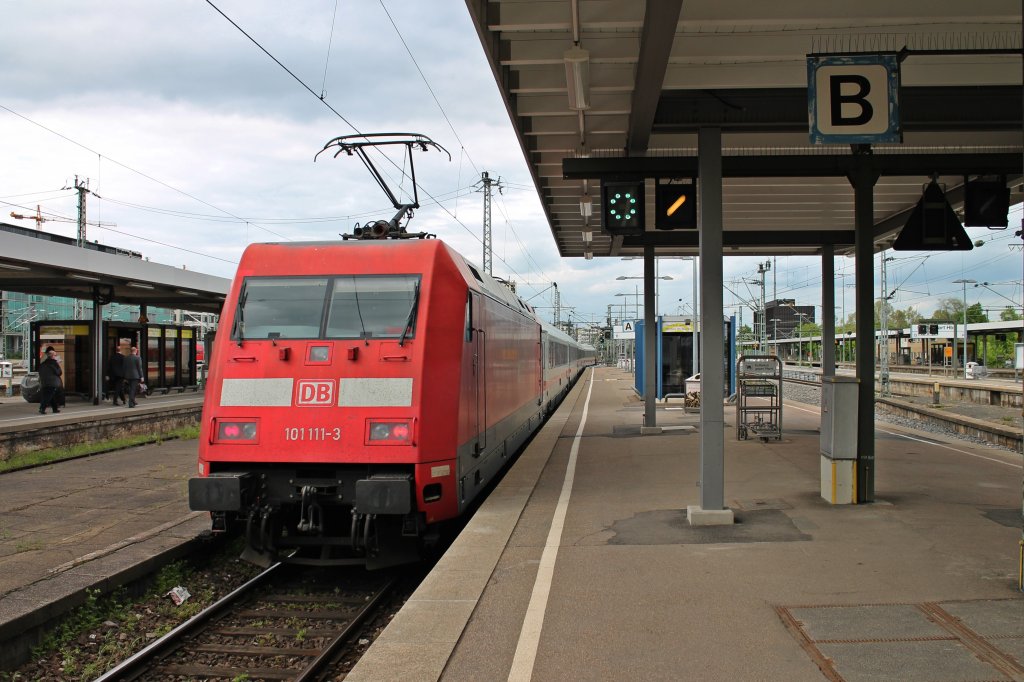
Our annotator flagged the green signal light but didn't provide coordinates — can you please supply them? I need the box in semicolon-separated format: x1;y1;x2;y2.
629;197;636;203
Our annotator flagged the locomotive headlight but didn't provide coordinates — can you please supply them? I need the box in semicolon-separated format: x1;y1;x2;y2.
367;419;413;444
215;419;259;443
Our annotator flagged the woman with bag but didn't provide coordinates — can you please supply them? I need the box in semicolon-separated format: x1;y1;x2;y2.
37;346;63;414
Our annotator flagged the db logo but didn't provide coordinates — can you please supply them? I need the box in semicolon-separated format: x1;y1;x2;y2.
296;380;335;406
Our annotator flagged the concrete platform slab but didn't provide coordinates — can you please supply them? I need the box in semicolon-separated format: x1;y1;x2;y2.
351;366;1024;682
0;438;205;670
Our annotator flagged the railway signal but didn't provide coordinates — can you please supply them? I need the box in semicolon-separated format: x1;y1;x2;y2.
655;180;697;230
601;180;644;235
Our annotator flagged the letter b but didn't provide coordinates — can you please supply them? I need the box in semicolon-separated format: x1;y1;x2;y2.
829;75;873;127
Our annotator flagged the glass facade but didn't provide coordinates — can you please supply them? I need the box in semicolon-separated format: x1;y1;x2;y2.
0;291;179;362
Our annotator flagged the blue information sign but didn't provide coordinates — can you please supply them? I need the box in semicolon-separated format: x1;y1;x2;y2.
807;54;901;144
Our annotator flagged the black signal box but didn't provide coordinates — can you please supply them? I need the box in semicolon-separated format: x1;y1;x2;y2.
655;180;697;230
601;180;645;235
964;178;1010;228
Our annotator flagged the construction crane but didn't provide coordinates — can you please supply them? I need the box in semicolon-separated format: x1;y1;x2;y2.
9;204;114;233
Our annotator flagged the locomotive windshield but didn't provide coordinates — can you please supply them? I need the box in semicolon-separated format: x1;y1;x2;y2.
233;275;420;341
326;275;419;339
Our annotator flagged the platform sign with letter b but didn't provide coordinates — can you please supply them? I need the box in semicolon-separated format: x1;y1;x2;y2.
807;54;901;144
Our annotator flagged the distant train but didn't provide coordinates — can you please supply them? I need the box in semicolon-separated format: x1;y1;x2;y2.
189;237;594;568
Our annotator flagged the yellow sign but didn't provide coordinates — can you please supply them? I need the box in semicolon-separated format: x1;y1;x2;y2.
663;321;695;333
40;325;89;336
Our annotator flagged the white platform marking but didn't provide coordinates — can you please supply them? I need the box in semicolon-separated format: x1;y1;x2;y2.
508;372;595;682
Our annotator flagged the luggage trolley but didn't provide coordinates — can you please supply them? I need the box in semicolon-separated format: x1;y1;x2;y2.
735;354;782;441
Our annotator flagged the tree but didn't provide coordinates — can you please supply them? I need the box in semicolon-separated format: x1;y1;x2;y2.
876;300;921;330
931;297;964;321
965;302;988;324
891;305;921;330
1000;306;1021;322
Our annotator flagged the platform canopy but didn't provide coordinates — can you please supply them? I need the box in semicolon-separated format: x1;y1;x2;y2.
465;0;1023;258
0;224;230;314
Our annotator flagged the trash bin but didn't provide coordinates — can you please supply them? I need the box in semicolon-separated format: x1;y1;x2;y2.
0;362;12;398
685;373;701;394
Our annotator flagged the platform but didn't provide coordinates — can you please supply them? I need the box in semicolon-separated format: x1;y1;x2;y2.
0;391;204;462
349;366;1024;681
0;438;204;669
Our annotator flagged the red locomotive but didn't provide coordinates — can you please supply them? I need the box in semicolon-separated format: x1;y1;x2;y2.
188;236;594;567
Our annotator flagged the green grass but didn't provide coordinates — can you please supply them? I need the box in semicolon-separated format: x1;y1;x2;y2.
0;425;200;474
23;539;248;681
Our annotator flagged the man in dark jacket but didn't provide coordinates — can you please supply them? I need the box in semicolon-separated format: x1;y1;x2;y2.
124;345;144;407
37;346;63;414
108;342;127;406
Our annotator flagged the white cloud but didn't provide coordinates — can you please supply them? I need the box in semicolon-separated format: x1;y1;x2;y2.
2;1;1021;329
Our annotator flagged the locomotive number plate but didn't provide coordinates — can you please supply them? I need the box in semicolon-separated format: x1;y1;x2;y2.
284;427;342;441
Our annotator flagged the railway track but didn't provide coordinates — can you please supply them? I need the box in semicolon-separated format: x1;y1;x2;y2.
778;370;1022;450
95;563;395;681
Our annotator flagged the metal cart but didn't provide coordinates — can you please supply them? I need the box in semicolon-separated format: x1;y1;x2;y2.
735;354;782;441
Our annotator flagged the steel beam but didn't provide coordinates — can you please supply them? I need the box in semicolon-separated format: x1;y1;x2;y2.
627;0;684;155
619;230;857;249
698;128;726;512
563;153;1022;180
849;151;880;504
643;245;657;428
821;244;836;377
652;86;1023;133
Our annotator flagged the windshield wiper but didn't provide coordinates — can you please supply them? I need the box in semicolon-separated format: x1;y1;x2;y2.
398;282;420;347
232;282;247;347
353;286;370;346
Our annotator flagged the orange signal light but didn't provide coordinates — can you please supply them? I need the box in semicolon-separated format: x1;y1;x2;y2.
666;195;688;216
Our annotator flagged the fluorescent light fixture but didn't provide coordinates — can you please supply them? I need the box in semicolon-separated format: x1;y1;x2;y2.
126;281;155;290
579;193;593;217
68;273;101;282
582;230;593;244
175;289;199;296
0;262;30;271
584;250;593;260
563;45;590;111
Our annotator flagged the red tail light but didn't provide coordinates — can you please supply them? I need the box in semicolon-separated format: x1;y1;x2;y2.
367;420;413;444
214;419;259;443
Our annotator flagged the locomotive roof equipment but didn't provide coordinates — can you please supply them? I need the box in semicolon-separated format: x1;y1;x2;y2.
315;133;450;241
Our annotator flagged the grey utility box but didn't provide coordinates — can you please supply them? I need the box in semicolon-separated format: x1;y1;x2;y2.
820;376;858;459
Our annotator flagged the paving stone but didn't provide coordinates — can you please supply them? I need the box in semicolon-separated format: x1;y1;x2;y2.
789;604;947;641
816;640;1008;682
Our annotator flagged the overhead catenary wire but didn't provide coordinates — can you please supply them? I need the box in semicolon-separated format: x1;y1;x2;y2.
203;0;557;302
0;199;238;265
0;103;291;242
319;0;341;99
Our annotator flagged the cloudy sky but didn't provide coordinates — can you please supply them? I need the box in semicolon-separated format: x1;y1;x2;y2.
2;1;1021;330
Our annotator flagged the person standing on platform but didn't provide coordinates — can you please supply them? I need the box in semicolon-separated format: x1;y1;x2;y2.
107;340;128;406
37;346;63;414
124;345;144;408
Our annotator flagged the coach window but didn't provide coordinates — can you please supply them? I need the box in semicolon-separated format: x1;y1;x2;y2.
326;275;420;340
238;277;328;339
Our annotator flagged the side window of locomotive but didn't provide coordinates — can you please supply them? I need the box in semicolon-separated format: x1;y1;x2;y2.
464;294;473;342
326;275;420;339
238;277;328;339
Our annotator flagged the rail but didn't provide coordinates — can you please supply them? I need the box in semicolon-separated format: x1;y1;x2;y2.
94;564;395;681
